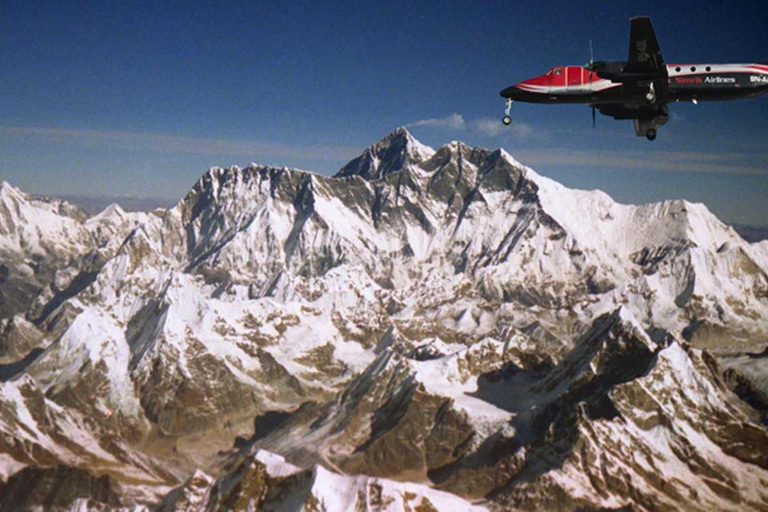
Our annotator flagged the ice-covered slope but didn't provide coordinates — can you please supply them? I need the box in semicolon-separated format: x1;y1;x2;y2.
250;306;768;511
0;182;91;256
0;182;159;259
0;128;766;510
520;164;768;347
162;134;768;350
159;449;487;511
0;183;163;359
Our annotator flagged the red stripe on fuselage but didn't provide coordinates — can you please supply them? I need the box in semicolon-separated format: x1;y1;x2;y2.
518;66;605;90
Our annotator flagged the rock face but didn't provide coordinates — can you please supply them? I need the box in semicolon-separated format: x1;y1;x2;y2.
0;129;767;510
0;465;122;511
159;450;487;512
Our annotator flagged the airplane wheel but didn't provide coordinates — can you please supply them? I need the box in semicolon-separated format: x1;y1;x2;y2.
502;116;512;126
646;128;657;141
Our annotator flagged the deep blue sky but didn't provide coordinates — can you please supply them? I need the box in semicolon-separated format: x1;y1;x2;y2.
1;1;767;224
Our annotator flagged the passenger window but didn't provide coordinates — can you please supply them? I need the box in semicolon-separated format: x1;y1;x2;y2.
554;68;562;75
690;66;696;72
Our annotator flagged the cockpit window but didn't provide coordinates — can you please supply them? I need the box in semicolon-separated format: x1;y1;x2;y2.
554;68;563;75
545;69;553;76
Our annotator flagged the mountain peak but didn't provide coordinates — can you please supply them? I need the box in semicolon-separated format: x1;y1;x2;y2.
89;202;127;223
378;126;417;145
0;180;22;199
389;125;411;138
3;129;768;511
334;127;435;180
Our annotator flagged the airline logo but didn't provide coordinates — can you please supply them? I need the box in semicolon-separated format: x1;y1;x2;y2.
704;76;736;84
675;76;738;85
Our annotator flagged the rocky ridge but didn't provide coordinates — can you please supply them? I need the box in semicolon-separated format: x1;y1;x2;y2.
0;128;766;510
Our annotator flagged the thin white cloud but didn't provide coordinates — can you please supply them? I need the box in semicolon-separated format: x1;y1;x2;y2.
468;118;503;137
407;113;466;130
470;118;534;138
408;112;534;139
0;126;359;162
512;149;768;175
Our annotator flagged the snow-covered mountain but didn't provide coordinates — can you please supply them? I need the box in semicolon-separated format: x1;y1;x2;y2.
0;129;767;511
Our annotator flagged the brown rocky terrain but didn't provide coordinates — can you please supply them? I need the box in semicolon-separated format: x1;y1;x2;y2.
0;129;766;510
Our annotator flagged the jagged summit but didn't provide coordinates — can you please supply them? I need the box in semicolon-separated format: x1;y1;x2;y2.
91;202;126;219
335;126;435;180
0;180;22;201
2;130;768;510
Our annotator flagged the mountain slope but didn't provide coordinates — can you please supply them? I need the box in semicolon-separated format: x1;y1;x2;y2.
0;128;766;510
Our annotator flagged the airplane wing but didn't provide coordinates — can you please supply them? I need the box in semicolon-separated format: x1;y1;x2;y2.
596;103;670;139
623;16;666;77
596;104;667;121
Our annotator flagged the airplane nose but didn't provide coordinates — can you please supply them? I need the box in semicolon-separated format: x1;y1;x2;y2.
500;85;521;98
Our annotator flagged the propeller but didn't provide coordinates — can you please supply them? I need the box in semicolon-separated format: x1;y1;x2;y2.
589;40;596;129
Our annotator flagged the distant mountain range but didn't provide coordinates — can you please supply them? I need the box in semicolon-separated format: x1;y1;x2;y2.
1;128;767;510
47;193;176;214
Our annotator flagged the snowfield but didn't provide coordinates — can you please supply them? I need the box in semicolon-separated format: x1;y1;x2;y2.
0;128;766;511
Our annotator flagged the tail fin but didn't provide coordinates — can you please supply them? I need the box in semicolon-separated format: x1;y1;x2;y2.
625;16;665;75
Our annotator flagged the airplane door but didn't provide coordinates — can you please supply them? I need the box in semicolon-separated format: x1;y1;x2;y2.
567;66;582;87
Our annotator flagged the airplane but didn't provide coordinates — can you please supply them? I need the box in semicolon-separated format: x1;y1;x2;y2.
499;16;768;140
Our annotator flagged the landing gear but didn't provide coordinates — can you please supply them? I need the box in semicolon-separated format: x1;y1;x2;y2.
633;105;668;141
645;82;657;104
502;98;513;125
